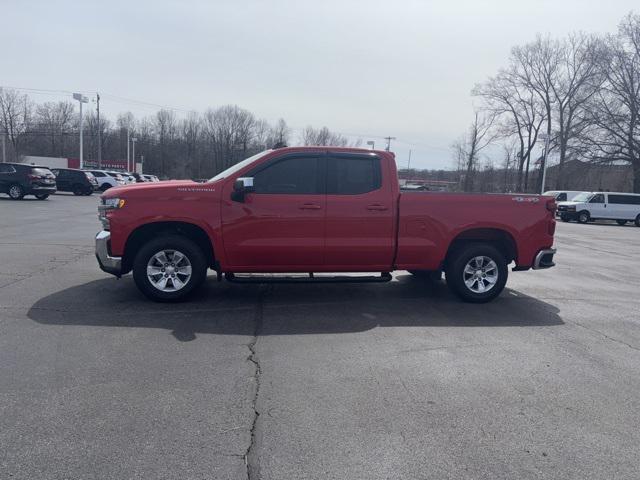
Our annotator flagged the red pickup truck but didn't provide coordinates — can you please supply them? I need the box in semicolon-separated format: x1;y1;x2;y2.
96;147;556;303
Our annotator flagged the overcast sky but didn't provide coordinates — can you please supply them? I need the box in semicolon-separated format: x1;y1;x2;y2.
1;0;637;169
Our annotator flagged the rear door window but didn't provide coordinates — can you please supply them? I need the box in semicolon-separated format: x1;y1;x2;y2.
327;155;381;195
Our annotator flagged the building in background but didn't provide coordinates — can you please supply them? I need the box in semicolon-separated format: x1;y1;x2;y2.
17;156;142;173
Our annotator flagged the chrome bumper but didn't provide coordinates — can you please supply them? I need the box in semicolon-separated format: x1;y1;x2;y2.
533;248;556;270
95;230;122;276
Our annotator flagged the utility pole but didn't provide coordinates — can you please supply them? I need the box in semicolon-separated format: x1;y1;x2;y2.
126;128;130;171
407;149;412;170
131;137;138;173
384;136;396;152
96;92;102;168
1;133;6;163
539;133;550;194
73;93;89;169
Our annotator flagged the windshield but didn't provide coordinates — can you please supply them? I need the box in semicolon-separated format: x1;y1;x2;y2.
571;192;593;203
208;150;272;182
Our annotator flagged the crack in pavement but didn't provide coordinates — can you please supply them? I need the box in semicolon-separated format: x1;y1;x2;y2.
565;318;640;352
244;285;266;480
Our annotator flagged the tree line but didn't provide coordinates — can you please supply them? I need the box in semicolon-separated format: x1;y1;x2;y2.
454;12;640;193
0;91;353;179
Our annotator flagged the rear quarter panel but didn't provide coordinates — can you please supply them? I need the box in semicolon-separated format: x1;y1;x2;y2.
396;193;555;270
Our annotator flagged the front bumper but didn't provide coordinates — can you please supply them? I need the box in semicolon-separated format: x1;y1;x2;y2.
532;248;556;270
95;230;122;276
557;207;577;219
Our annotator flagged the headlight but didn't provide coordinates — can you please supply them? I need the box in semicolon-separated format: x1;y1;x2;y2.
103;197;126;209
98;198;126;230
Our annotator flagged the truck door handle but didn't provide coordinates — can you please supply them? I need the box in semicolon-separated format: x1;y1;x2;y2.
299;203;322;210
367;204;388;211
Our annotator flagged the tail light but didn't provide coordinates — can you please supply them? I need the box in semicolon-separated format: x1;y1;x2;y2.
545;199;557;214
27;174;42;182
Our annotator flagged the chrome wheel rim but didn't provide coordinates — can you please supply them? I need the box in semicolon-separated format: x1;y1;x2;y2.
146;249;192;292
9;186;21;198
463;256;498;294
579;213;588;222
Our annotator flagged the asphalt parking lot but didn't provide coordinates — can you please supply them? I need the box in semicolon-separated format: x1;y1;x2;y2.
1;193;639;480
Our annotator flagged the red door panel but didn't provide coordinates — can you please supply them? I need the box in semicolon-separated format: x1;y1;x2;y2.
220;154;326;270
324;154;395;270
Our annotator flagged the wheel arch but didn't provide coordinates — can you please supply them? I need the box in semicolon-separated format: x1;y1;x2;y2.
444;228;517;267
122;221;216;274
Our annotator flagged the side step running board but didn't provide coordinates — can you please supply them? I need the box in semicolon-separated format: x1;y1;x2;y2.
225;272;392;284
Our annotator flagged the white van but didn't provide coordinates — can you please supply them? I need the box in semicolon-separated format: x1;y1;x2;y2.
557;192;640;226
543;190;585;202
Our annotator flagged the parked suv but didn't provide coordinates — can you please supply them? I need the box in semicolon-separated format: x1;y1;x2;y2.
0;163;57;200
87;170;125;191
50;168;99;195
557;191;640;225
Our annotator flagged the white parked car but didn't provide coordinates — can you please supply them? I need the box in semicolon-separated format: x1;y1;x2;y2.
557;192;640;226
143;174;160;182
87;170;126;191
543;190;586;202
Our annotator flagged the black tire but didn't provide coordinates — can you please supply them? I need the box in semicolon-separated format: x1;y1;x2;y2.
560;214;571;222
100;184;111;192
35;194;49;200
577;210;590;224
8;184;25;200
445;243;508;303
72;184;85;196
132;235;208;302
635;215;640;227
616;220;627;226
409;270;443;282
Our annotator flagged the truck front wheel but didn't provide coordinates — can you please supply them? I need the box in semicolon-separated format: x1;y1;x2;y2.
132;235;207;302
445;243;508;303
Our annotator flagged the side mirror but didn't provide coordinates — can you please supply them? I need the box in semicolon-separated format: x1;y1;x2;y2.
231;177;254;202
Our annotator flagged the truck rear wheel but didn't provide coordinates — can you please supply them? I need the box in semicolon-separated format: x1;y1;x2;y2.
132;235;207;302
445;243;508;303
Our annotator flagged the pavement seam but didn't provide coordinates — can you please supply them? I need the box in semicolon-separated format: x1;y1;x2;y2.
244;285;265;480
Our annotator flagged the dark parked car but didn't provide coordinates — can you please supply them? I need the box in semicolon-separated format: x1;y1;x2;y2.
50;168;99;195
0;163;57;200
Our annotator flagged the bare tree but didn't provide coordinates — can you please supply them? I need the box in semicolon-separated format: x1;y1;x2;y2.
452;112;497;192
182;112;201;177
584;13;640;192
474;67;546;191
34;101;75;156
301;125;348;146
270;118;290;146
0;88;32;160
549;33;605;188
155;109;177;176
